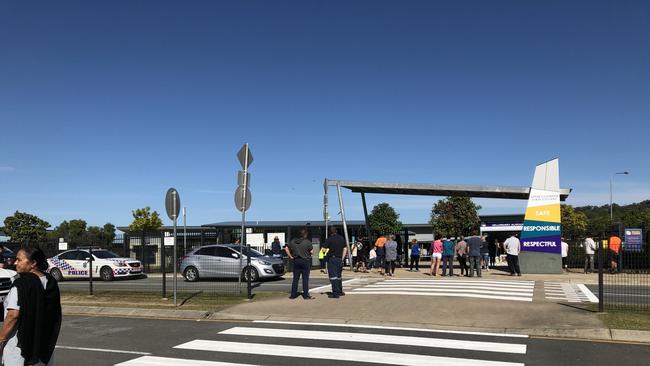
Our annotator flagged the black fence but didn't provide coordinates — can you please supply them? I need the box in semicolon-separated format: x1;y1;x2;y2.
563;236;650;312
2;233;287;298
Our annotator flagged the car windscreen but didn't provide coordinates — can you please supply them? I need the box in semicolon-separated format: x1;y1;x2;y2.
92;250;121;259
229;246;263;257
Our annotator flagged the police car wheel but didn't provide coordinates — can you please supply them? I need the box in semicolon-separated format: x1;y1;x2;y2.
100;266;115;281
50;268;63;282
184;267;199;282
242;266;259;282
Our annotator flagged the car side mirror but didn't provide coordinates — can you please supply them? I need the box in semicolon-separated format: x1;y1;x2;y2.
231;253;239;259
85;256;93;262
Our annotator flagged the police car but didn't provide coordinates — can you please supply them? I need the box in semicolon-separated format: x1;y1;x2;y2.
47;248;143;281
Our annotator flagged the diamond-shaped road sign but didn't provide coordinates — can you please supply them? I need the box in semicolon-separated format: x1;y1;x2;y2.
237;144;254;169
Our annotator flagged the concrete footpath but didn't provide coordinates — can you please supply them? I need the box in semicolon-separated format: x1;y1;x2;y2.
62;267;650;344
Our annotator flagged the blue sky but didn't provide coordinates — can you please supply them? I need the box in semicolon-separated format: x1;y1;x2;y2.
1;1;649;230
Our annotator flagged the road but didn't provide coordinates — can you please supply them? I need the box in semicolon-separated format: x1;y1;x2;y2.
586;284;650;305
58;275;332;294
55;316;650;366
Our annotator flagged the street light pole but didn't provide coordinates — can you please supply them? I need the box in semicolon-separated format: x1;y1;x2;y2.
609;171;629;222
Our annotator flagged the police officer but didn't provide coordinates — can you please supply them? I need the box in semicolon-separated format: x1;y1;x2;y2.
323;227;348;299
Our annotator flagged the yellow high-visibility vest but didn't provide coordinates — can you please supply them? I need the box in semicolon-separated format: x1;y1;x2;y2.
318;247;329;260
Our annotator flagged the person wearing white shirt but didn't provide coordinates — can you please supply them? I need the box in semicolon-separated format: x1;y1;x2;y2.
561;239;569;270
583;237;596;273
504;234;521;276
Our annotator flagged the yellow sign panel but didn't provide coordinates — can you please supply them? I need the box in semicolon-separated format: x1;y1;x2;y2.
524;204;561;223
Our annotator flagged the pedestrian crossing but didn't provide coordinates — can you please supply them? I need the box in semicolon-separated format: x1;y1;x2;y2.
349;279;536;302
115;321;529;366
543;282;599;303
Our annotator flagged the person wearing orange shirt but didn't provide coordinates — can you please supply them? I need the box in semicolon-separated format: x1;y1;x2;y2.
374;236;387;275
608;235;622;274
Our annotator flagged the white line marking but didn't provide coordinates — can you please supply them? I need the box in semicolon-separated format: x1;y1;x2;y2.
56;345;151;356
114;356;255;366
348;291;533;301
385;280;534;286
310;278;359;293
175;340;525;366
365;285;535;292
353;288;534;297
253;320;528;338
220;327;527;354
576;284;599;303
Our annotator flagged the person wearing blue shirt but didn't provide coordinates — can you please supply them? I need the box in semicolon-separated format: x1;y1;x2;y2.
441;238;455;276
408;239;421;272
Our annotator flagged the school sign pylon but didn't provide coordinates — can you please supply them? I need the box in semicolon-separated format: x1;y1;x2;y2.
519;158;563;274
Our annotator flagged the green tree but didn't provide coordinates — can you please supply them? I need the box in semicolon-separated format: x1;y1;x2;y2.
560;205;588;240
50;219;88;245
367;203;402;236
87;223;116;247
430;197;481;237
2;211;51;244
128;207;163;234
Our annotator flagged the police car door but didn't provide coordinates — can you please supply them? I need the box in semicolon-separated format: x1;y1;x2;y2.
74;250;93;278
56;250;80;277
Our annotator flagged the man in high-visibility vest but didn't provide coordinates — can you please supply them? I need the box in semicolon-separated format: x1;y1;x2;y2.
318;246;329;273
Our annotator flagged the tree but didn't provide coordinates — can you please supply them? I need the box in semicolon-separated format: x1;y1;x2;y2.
560;205;588;240
50;219;88;245
367;203;402;236
430;197;481;238
128;207;163;234
86;223;116;247
2;211;51;244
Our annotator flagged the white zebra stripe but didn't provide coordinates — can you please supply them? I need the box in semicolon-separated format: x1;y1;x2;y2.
219;327;527;354
174;340;526;366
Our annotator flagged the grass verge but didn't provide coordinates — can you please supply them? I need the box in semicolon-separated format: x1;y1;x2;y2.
596;307;650;331
61;290;285;312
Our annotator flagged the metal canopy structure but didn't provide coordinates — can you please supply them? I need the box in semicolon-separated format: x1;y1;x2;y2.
323;178;572;270
326;180;572;201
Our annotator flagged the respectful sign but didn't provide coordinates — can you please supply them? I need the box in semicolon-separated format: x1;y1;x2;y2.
624;229;643;252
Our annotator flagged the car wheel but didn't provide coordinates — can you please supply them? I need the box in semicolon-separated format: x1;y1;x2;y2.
50;268;63;282
242;266;259;282
100;266;115;281
184;266;199;282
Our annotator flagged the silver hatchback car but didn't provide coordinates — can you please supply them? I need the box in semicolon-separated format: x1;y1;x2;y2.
180;244;285;282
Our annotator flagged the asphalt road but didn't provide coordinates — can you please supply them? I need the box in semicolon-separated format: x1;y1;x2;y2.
58;275;332;294
54;316;650;366
586;284;650;305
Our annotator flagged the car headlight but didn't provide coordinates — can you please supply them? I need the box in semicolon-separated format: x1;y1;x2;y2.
116;262;127;267
254;259;272;266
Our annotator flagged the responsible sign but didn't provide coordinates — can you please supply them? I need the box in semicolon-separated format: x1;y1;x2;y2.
58;242;68;251
521;188;561;254
164;236;174;247
625;229;643;252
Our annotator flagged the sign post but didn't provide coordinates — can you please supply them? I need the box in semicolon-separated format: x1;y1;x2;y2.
235;144;253;299
165;188;181;306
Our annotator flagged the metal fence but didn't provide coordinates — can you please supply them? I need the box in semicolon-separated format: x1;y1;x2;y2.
2;233;287;299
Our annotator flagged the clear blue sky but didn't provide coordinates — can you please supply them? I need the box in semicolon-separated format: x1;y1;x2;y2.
1;1;649;230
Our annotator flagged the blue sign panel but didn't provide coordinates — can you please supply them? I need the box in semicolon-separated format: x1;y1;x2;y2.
624;229;643;252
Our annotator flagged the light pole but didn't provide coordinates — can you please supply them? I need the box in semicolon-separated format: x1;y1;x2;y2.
609;171;629;221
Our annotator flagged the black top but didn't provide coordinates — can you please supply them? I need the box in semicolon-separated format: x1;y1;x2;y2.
323;234;346;258
14;272;62;365
287;238;313;259
271;240;282;255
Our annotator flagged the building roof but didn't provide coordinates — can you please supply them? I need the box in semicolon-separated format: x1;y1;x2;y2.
202;220;368;228
325;179;572;201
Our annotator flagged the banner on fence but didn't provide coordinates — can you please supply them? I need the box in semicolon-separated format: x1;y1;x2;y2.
624;229;643;252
